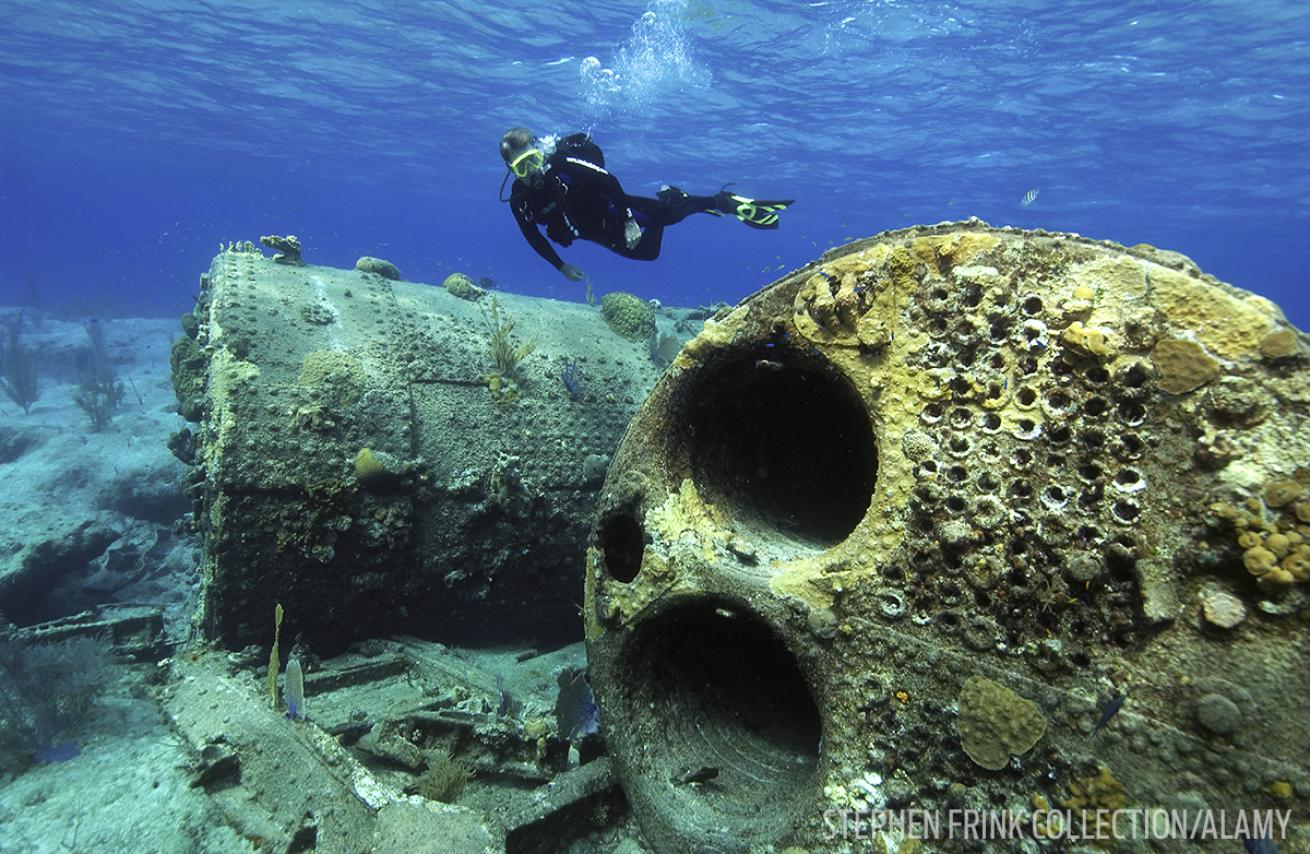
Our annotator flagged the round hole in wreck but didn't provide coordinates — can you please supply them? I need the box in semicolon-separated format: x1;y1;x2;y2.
620;599;822;841
677;346;877;549
599;512;644;583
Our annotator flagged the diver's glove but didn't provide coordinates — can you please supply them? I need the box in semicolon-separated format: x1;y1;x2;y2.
559;263;586;281
624;216;643;249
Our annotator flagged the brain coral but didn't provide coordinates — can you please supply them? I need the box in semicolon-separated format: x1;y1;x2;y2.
957;675;1048;770
600;292;656;341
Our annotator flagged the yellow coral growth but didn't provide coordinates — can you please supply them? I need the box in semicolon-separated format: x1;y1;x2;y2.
299;350;366;406
1215;474;1310;592
1264;479;1303;508
1149;265;1273;359
1152;338;1220;394
355;447;385;482
1259;328;1300;359
1060;321;1116;358
1060;765;1127;850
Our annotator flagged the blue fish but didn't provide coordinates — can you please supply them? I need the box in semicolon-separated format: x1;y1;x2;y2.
33;741;80;764
1092;695;1125;737
1243;836;1279;853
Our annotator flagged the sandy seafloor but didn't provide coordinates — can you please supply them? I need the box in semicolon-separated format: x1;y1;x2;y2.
0;310;648;853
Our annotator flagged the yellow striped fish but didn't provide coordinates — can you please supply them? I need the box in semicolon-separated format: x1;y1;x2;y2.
1020;188;1040;207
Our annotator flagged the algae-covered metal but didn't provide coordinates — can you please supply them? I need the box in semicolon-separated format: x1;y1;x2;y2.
172;245;678;651
585;221;1309;852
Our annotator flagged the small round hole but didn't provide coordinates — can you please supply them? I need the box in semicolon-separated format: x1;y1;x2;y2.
1116;434;1145;461
1121;363;1149;388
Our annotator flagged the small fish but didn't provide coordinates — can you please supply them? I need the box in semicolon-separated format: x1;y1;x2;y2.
496;672;509;718
284;656;305;720
1243;836;1280;854
33;741;80;764
1091;694;1125;736
1020;188;1040;207
675;766;719;785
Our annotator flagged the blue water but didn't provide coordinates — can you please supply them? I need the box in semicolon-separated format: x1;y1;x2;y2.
1;0;1307;327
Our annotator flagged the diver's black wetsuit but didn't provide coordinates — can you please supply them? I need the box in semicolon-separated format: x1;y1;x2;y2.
507;134;719;272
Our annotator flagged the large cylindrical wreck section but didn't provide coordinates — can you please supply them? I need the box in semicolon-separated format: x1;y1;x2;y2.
586;221;1310;852
172;246;678;652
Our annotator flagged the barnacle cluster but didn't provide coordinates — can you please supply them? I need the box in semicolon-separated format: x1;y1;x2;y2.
888;243;1165;653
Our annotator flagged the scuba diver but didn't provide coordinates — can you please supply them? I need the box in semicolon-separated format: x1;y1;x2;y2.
499;127;793;281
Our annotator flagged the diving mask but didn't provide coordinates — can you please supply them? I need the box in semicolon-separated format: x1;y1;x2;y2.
509;148;545;178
